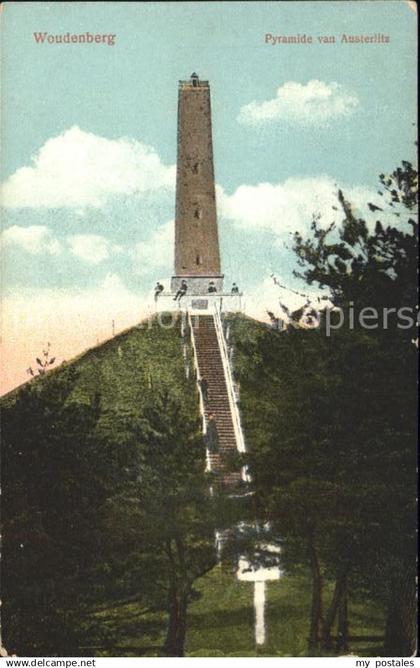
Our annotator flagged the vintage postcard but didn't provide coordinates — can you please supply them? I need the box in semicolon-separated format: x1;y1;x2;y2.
0;1;418;661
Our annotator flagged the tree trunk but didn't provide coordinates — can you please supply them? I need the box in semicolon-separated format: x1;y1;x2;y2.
174;537;189;656
322;570;348;651
162;537;190;657
307;538;324;653
174;591;188;656
163;584;181;656
162;586;189;656
384;568;416;656
336;578;349;654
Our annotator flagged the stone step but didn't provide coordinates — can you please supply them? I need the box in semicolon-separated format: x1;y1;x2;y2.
193;315;242;485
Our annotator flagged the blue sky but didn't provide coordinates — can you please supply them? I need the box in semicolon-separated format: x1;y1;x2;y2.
0;1;417;391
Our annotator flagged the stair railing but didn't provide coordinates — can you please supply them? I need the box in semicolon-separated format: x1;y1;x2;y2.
213;303;247;459
186;310;212;472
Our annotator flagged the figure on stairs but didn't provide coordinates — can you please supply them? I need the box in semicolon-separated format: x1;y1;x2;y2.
205;412;219;453
198;376;209;404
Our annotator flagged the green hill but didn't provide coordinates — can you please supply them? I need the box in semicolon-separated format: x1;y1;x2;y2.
2;315;195;428
1;314;386;657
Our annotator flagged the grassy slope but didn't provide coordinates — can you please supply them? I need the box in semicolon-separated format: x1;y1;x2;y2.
189;567;384;657
69;317;194;431
2;314;385;656
95;567;383;657
3;315;194;426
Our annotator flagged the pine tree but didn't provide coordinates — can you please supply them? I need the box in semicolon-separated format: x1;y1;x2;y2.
1;369;115;655
230;159;417;656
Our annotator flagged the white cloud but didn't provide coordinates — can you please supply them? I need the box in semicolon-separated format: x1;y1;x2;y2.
1;126;176;209
132;220;173;276
67;234;122;264
218;176;339;238
1;225;62;255
218;177;380;242
238;80;359;126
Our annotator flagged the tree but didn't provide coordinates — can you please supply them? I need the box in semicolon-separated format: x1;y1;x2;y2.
229;318;339;651
2;318;219;657
293;160;418;338
1;369;117;655
291;159;418;654
229;159;417;656
104;386;217;656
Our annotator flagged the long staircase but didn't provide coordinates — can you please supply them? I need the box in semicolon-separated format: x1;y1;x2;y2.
190;314;244;489
187;310;279;647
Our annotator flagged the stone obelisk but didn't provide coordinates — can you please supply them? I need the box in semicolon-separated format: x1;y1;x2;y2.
171;73;223;295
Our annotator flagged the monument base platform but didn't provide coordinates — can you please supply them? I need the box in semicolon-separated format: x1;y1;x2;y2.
171;274;224;295
155;291;243;315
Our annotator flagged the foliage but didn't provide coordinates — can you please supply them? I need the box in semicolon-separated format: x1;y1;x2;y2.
1;368;115;655
103;385;217;656
26;342;57;377
292;161;418;338
228;159;418;655
1;318;216;656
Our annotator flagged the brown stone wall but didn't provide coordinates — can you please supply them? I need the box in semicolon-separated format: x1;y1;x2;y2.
174;81;222;278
